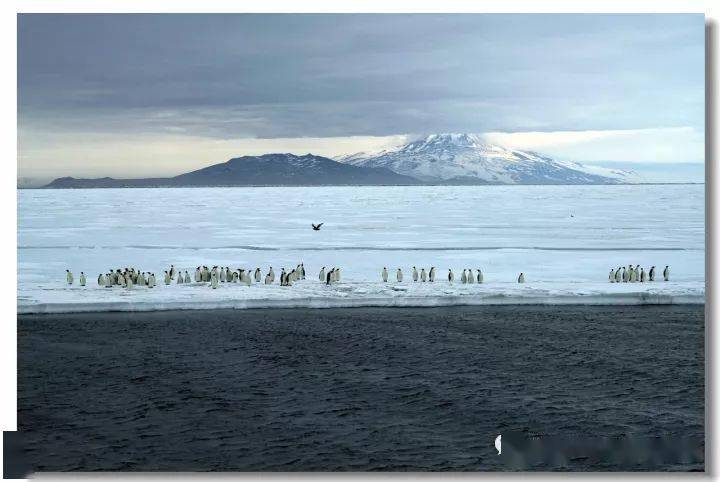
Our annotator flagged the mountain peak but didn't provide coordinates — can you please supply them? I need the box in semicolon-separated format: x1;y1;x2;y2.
339;133;637;185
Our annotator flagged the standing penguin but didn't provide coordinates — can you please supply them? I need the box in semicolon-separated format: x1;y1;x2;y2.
220;267;226;283
98;273;105;287
137;272;146;287
184;271;191;283
640;267;646;282
518;273;525;283
269;267;275;284
615;267;622;283
334;268;341;282
622;267;628;283
397;268;403;282
210;271;218;289
255;268;261;283
79;272;86;287
609;269;615;283
300;263;306;279
382;267;388;282
169;265;176;279
477;269;484;284
164;271;171;285
629;265;636;283
467;269;474;284
177;272;184;284
448;269;454;282
148;273;156;288
461;269;467;284
66;270;74;285
194;267;201;282
264;273;272;284
412;267;418;282
429;267;436;282
420;268;427;282
319;267;325;282
663;265;670;281
649;266;656;282
126;275;134;289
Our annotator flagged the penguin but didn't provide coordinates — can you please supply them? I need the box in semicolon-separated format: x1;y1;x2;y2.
461;269;467;284
286;270;293;286
467;269;474;284
98;273;105;287
615;267;622;283
164;271;171;285
265;273;272;284
210;272;218;289
630;265;637;283
245;271;252;286
477;269;484;284
105;273;113;288
397;268;403;282
609;269;615;283
66;270;74;285
118;274;126;287
429;267;436;282
334;268;341;283
319;267;325;282
622;267;628;283
269;267;275;284
255;268;261;283
420;268;427;282
382;267;388;282
663;265;670;281
220;267;227;283
184;271;191;283
137;272;146;287
649;266;656;282
177;272;184;284
518;273;525;283
640;267;646;283
195;267;201;283
412;267;418;282
326;269;333;285
169;265;176;279
148;273;156;288
300;263;306;279
448;269;454;283
79;272;86;286
126;275;133;289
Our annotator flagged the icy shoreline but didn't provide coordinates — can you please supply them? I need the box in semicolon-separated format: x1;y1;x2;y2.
17;281;705;314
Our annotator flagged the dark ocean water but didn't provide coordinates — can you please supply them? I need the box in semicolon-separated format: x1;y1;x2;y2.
17;305;704;472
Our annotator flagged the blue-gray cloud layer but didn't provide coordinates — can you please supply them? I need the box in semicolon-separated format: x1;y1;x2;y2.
19;13;704;138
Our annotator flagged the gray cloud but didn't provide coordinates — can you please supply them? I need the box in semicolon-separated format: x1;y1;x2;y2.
19;13;704;139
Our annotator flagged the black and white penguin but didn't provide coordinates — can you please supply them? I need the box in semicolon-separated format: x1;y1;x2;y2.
326;269;333;285
429;267;436;282
477;269;484;284
622;267;628;283
448;269;454;283
126;275;134;289
194;267;201;283
319;267;325;282
66;270;73;285
269;267;275;284
265;273;272;284
79;272;86;287
255;268;261;283
649;266;656;282
382;267;388;282
334;268;341;283
467;269;474;284
299;263;306;279
518;273;525;283
177;272;184;284
461;269;467;284
397;268;403;282
663;265;670;281
164;271;171;285
138;272;146;286
98;273;105;287
169;265;176;279
412;267;418;282
220;267;226;283
640;267;646;282
184;271;191;283
615;267;622;283
420;268;427;282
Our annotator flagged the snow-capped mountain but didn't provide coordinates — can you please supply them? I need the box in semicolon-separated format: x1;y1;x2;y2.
339;133;639;184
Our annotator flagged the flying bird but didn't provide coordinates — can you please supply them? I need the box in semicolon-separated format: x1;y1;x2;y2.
312;223;324;231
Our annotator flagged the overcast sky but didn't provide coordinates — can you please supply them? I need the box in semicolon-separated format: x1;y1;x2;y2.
18;14;704;179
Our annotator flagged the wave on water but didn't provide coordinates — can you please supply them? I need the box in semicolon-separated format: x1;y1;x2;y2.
17;245;699;252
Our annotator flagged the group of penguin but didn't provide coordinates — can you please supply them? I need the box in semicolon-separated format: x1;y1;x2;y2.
380;267;526;284
65;263;309;288
318;267;341;284
609;265;670;283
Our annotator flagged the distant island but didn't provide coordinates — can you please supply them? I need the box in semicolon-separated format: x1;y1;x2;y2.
42;134;639;189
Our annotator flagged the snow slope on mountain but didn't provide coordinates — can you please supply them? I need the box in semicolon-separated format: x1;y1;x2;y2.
340;133;639;184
